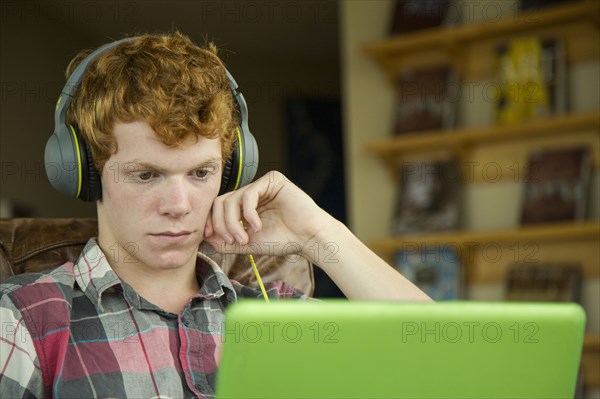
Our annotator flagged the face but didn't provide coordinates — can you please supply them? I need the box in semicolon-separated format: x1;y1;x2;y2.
97;121;222;272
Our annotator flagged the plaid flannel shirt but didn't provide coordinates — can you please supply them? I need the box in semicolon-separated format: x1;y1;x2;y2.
0;238;306;399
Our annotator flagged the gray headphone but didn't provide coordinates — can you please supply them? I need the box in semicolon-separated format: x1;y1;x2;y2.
45;37;259;201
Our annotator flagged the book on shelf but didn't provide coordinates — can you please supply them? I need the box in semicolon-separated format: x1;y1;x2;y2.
392;159;462;236
520;146;592;225
389;0;451;36
505;263;582;303
493;36;567;125
395;246;462;301
392;65;458;135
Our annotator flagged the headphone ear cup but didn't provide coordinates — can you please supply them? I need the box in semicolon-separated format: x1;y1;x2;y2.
237;128;258;188
219;136;240;196
45;123;91;200
78;136;102;202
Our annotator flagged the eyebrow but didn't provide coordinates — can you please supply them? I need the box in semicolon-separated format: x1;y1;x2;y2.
124;158;221;173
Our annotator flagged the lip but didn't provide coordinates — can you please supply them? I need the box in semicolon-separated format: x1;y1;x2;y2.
149;231;194;242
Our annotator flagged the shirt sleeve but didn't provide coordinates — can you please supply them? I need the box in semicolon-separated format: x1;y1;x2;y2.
264;280;308;300
232;280;309;300
0;290;44;399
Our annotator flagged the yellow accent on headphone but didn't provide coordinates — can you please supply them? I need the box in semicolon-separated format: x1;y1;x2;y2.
56;96;62;112
234;127;243;191
68;125;83;198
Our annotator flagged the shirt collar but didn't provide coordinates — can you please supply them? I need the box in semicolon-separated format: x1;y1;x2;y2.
195;251;238;304
74;238;237;312
73;237;123;312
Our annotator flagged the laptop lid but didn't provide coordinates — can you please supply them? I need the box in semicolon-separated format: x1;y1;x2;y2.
215;301;585;399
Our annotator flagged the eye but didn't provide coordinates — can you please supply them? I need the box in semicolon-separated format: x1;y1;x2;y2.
136;171;157;181
130;170;158;182
194;168;209;179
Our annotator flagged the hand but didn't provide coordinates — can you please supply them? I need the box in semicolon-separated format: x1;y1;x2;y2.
205;171;433;302
203;171;333;260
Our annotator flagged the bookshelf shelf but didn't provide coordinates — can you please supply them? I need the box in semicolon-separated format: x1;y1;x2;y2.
368;221;600;255
368;221;600;286
363;2;599;56
369;221;600;285
363;1;600;80
363;111;600;160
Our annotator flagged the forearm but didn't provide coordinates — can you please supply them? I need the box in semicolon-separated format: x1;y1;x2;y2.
303;218;433;302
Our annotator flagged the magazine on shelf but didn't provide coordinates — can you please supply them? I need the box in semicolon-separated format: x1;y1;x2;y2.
520;146;592;224
392;159;462;235
392;65;458;135
395;246;462;301
493;36;567;125
505;263;582;303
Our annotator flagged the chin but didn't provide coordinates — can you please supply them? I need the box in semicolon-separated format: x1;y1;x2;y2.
140;232;201;266
147;257;195;271
144;246;199;271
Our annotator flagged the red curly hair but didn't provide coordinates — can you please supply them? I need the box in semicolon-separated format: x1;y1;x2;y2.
65;31;238;173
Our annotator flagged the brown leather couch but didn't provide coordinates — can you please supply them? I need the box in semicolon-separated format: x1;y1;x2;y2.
0;218;314;296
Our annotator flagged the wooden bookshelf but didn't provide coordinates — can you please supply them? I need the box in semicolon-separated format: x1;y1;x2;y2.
361;2;600;387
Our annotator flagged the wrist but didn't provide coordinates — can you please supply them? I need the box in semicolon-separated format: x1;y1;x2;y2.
300;216;347;269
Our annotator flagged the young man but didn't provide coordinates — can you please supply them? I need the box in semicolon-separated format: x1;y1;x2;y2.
0;32;431;398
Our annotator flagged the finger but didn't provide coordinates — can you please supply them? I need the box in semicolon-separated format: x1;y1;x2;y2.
211;196;235;245
222;194;247;244
204;213;214;238
242;188;262;233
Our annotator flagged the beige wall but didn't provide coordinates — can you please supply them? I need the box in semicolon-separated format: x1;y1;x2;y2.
340;0;397;239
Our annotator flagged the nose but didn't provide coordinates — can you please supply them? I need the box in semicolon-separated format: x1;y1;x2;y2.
158;178;192;218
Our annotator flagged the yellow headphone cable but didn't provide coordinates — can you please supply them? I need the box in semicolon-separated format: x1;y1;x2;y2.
240;220;270;303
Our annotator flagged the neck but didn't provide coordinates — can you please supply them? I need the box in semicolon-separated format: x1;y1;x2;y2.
141;283;200;314
98;240;201;314
127;267;200;314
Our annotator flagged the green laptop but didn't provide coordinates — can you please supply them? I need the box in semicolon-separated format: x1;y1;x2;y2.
215;301;585;398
